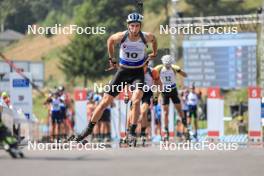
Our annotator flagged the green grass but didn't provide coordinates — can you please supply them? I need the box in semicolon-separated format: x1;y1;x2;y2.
33;93;48;123
198;120;207;129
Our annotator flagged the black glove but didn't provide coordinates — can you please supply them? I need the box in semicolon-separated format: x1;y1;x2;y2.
109;58;117;67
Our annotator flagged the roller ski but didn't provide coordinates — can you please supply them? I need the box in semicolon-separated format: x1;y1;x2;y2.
162;130;169;142
0;123;24;159
119;136;128;147
186;125;198;142
127;134;137;147
126;125;138;147
4;142;24;159
119;91;130;148
66;121;96;143
184;128;191;142
103;137;112;148
139;128;148;147
193;132;198;142
140;135;147;147
66;134;76;142
66;134;88;145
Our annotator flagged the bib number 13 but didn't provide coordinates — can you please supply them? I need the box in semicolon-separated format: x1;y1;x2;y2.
125;52;138;58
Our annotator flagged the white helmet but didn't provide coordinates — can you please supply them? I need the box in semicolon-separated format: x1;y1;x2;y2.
161;55;174;65
127;13;143;24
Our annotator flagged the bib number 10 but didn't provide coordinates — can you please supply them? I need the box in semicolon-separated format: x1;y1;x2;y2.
125;52;138;58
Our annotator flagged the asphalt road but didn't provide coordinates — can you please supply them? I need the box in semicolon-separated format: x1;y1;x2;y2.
0;144;264;176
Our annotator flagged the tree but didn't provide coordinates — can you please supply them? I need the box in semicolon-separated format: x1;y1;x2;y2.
60;0;135;87
145;0;170;23
0;0;84;33
185;0;259;17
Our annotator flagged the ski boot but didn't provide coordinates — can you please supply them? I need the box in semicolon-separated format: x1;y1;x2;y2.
140;135;147;147
0;123;24;158
119;136;128;147
184;129;191;142
162;131;169;142
127;134;137;147
3;141;24;159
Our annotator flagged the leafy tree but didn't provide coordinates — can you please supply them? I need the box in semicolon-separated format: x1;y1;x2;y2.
145;0;170;23
0;0;84;33
185;0;260;17
60;0;135;86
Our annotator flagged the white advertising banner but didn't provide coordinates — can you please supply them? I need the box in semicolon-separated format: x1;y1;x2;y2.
248;87;262;143
9;72;33;120
74;89;88;134
207;87;224;139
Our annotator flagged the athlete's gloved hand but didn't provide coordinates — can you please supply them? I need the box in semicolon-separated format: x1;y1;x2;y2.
105;58;118;71
109;58;117;68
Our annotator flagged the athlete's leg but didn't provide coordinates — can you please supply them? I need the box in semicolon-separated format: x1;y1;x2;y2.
193;107;198;136
100;109;111;141
140;103;149;137
93;123;100;141
63;117;69;139
194;117;198;136
91;94;114;122
162;105;169;131
51;113;59;141
57;121;62;141
129;89;143;136
182;110;188;128
174;103;183;118
99;122;105;140
106;121;111;140
126;102;132;135
157;121;161;136
161;92;170;137
161;105;169;140
174;103;185;139
58;113;64;140
76;94;114;141
51;122;56;141
140;90;152;137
